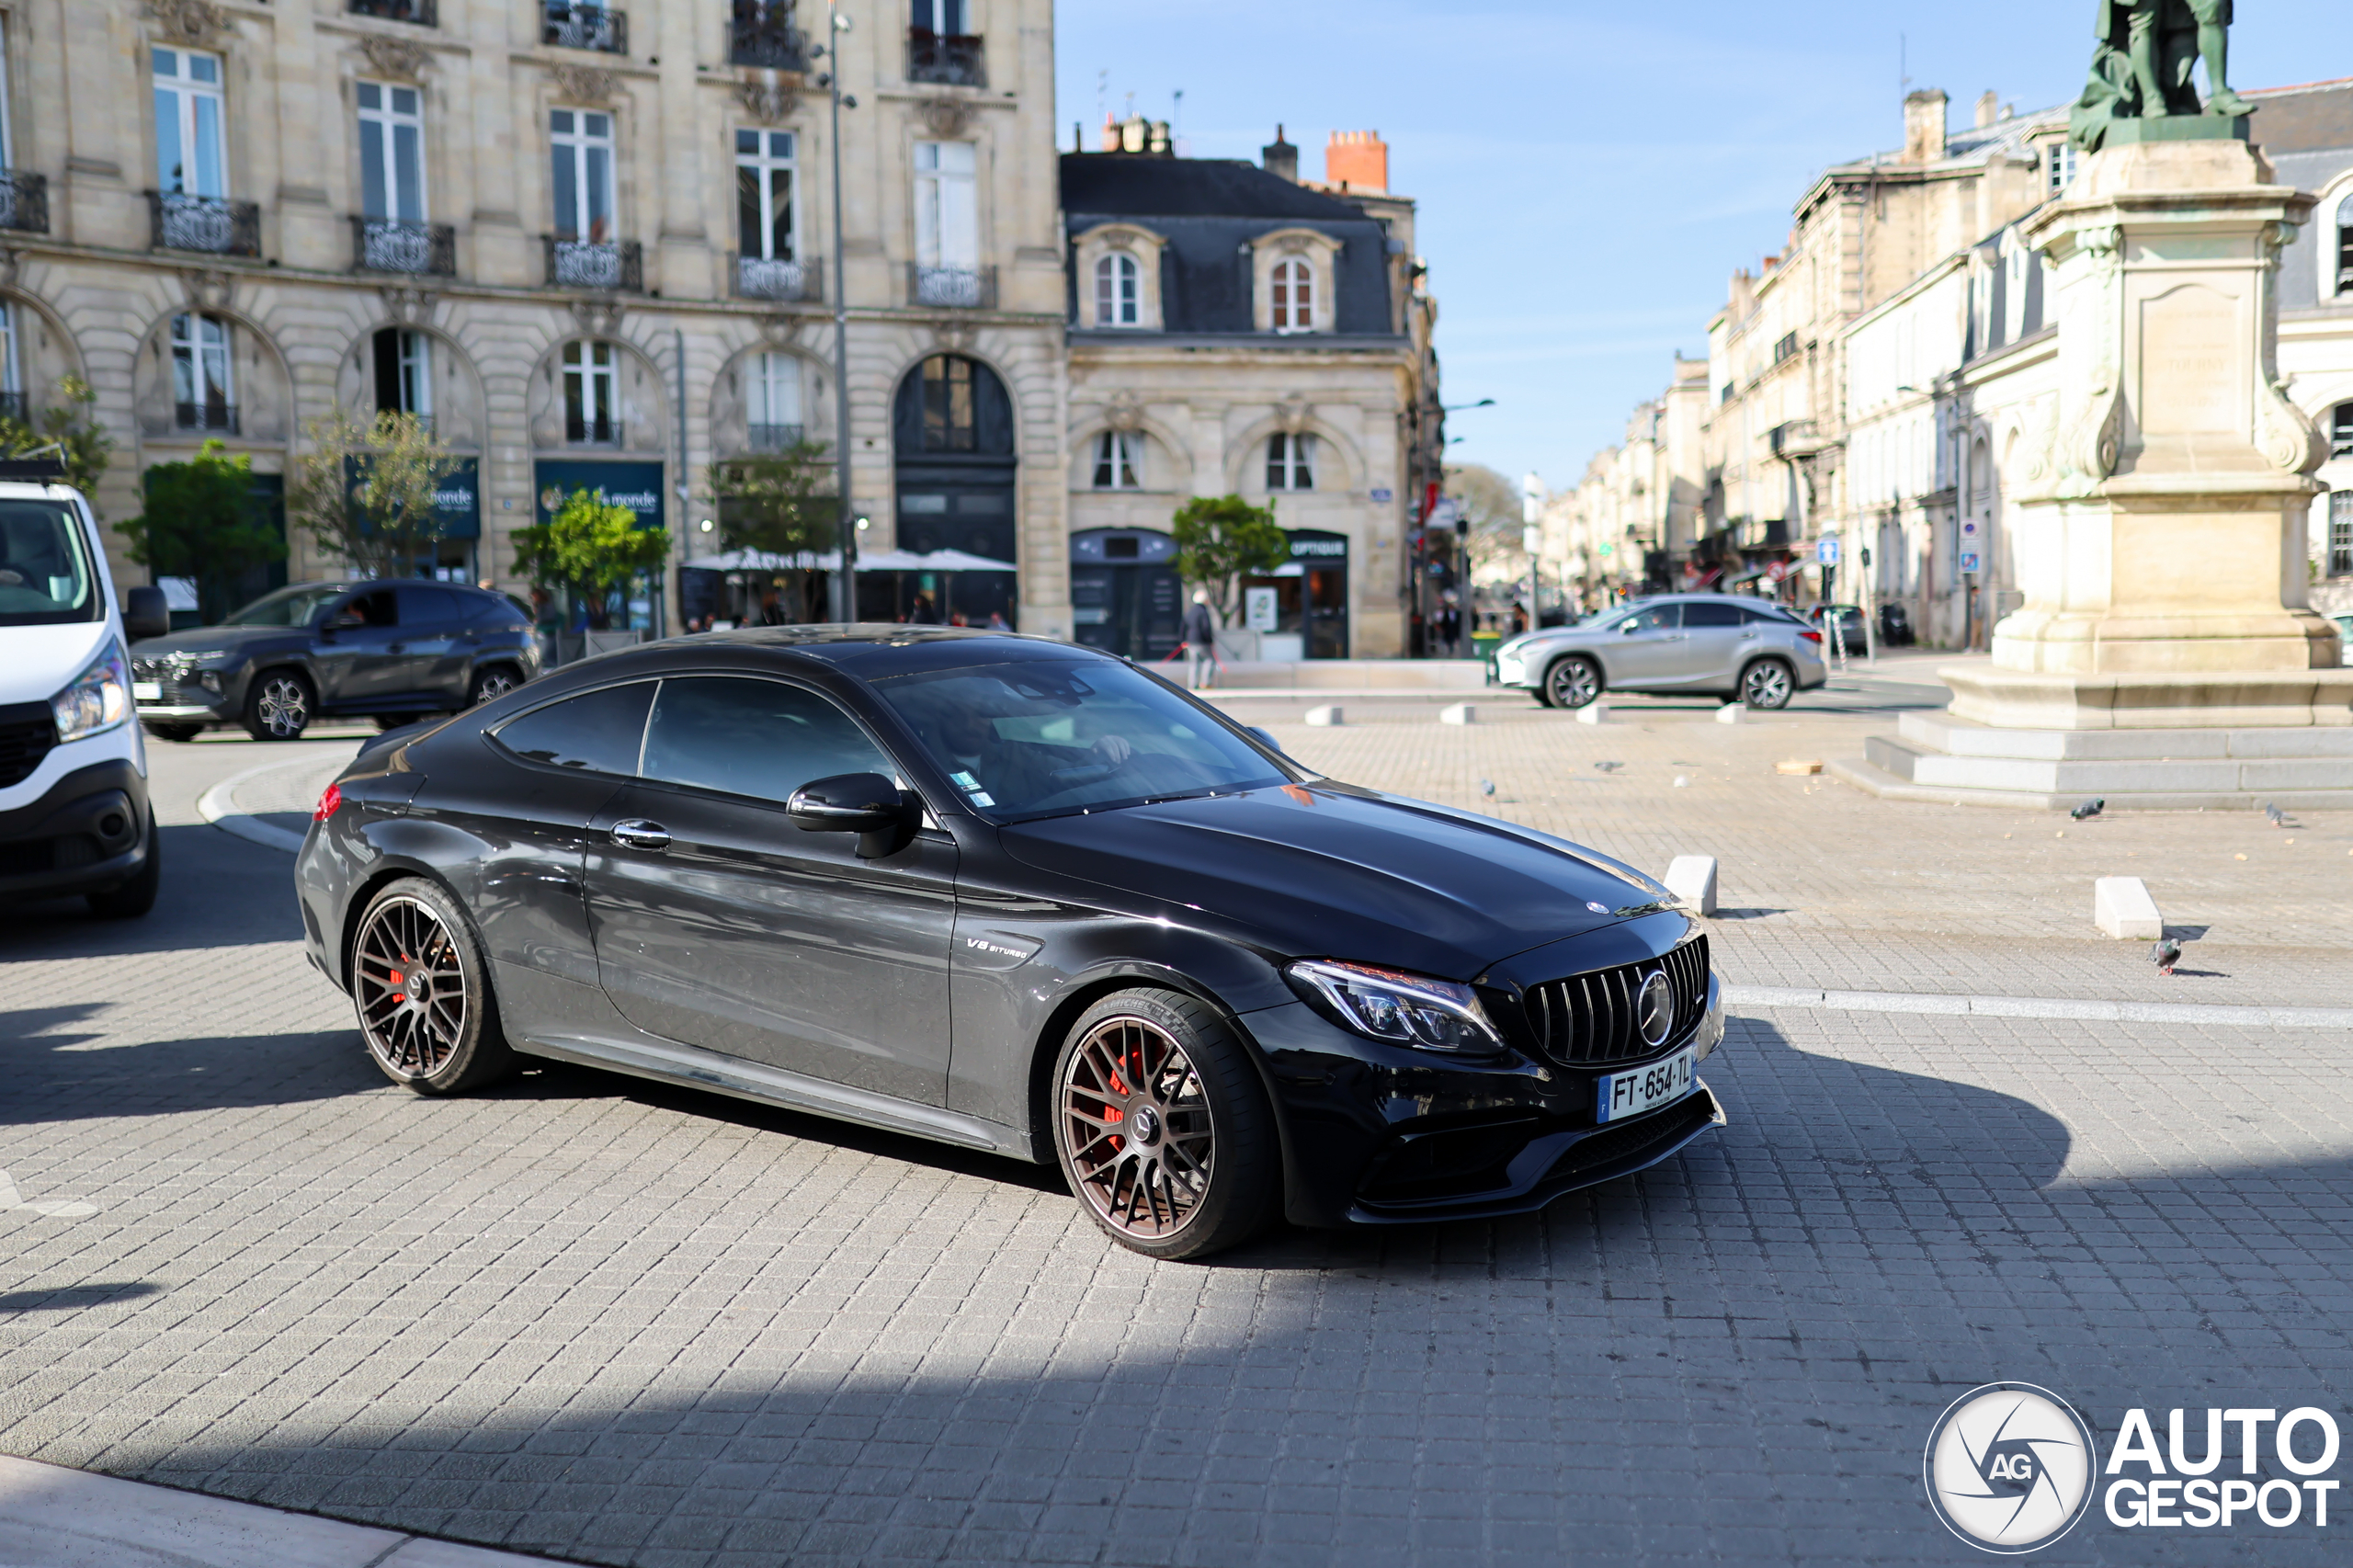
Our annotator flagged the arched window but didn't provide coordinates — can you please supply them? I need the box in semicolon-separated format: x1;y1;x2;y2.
1092;430;1140;489
2336;191;2353;299
895;353;1013;456
563;339;619;445
1095;252;1140;326
1267;431;1316;491
1270;257;1313;333
171;312;233;432
745;351;801;450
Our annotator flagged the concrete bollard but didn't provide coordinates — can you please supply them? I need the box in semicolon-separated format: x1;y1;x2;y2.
1438;703;1475;726
1714;702;1743;724
1574;700;1608;726
2094;876;2163;939
1304;705;1344;727
1664;855;1720;915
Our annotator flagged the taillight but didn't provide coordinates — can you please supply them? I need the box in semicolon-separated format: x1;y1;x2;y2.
313;782;343;822
1799;630;1824;645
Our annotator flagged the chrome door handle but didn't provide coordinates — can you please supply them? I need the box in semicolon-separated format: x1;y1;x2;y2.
610;819;671;852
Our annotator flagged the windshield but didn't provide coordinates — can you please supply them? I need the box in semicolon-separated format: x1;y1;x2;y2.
0;499;101;628
224;585;348;627
874;659;1294;822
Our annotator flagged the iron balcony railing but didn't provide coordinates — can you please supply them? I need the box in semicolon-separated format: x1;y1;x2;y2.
352;217;456;276
906;28;984;86
729;1;809;69
564;413;623;446
906;263;995;309
149;192;261;256
746;423;805;453
347;0;436;21
176;402;241;435
544;236;642;292
731;252;820;302
0;172;48;235
544;3;627;52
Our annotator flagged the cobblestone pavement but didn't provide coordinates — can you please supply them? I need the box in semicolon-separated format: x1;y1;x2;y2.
1;707;2347;1565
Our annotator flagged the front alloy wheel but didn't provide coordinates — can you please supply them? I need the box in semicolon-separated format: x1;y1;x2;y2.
244;671;313;741
1544;655;1602;710
1052;990;1277;1259
351;878;517;1094
1741;658;1794;710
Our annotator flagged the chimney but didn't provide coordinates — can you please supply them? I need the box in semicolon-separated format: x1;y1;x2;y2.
1261;124;1297;183
1975;89;1999;129
1324;130;1388;193
1099;112;1120;153
1904;88;1949;163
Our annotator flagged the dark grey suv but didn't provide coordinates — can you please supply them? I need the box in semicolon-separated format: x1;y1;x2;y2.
1495;594;1830;710
131;581;541;742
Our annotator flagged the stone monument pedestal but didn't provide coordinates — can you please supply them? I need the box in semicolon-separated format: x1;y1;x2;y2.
1842;135;2353;809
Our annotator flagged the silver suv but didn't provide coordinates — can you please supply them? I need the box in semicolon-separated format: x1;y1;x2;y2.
1495;594;1829;710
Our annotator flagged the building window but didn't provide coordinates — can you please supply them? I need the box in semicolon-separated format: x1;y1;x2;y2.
916;353;977;452
1267;431;1316;491
913;140;977;270
2046;143;2077;197
563;339;619;444
735;128;796;262
1772;331;1800;365
0;302;20;423
1095;252;1139;326
171;312;234;431
1270;256;1313;333
912;0;966;30
357;81;426;222
745;351;801;450
2336;403;2353;460
550;108;614;244
2336;192;2352;298
2332;491;2353;577
908;0;983;87
1092;430;1141;489
153;48;226;199
372;327;433;423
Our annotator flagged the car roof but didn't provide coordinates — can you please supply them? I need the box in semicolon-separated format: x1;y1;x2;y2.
562;625;1115;684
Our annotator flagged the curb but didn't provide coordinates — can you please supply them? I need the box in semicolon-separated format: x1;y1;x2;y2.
1722;983;2353;1030
194;757;320;855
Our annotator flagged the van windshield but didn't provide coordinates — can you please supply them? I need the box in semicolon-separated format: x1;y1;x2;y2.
0;500;101;628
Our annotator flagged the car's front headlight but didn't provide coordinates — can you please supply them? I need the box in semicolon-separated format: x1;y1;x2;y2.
51;640;131;744
1286;959;1507;1054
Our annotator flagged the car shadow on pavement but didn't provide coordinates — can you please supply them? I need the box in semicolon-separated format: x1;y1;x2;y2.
0;825;303;956
2;1023;379;1124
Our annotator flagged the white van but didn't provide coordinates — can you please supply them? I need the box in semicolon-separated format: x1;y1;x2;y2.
0;463;162;917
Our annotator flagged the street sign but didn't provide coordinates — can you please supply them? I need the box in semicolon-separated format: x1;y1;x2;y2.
1961;551;1981;574
1522;527;1541;555
1816;537;1840;566
1370;488;1392;503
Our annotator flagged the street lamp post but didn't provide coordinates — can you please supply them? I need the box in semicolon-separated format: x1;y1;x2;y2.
824;4;857;622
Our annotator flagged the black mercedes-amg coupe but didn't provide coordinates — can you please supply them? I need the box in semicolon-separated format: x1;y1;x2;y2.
295;627;1724;1258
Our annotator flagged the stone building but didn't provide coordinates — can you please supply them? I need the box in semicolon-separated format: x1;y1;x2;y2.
11;0;1067;633
1549;355;1705;607
1059;124;1441;661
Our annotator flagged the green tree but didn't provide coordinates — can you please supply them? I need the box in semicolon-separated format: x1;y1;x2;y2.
1448;463;1528;588
115;440;286;622
513;486;671;631
0;376;114;506
1170;494;1288;622
709;437;837;620
289;406;460;578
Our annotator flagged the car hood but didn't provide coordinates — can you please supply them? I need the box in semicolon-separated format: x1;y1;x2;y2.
995;784;1677;981
129;624;302;662
0;621;112;705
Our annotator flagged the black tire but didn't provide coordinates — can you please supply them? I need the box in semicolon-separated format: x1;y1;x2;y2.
349;876;518;1095
143;722;203;744
243;669;314;742
371;713;429;733
85;813;160;920
468;665;522;707
1740;657;1795;710
1050;988;1279;1261
1543;655;1602;710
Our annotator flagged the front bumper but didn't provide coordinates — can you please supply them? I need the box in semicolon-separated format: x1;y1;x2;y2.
0;758;153;901
1244;976;1728;1228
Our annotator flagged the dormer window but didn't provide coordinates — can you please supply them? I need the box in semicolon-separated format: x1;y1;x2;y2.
1096;253;1140;326
1246;229;1341;335
1271;258;1313;333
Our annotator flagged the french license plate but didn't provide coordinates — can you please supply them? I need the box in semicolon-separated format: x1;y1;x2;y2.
1597;1047;1696;1123
131;681;162;701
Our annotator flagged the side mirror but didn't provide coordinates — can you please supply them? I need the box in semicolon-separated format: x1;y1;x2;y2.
1247;725;1283;755
788;771;916;858
123;585;170;642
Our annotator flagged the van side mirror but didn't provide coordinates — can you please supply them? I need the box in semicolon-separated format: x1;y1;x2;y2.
123;585;169;642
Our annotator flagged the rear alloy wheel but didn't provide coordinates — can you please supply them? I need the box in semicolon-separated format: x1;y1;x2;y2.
1741;658;1795;710
468;665;520;707
244;670;313;741
1052;989;1277;1260
350;877;517;1094
1543;655;1602;710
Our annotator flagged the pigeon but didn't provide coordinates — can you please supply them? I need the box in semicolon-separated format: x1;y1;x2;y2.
1478;778;1495;798
2153;937;2182;975
1593;761;1623;773
2265;803;2287;827
2070;798;2104;821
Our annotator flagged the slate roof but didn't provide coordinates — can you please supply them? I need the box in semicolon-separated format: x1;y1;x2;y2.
1060;153;1370;221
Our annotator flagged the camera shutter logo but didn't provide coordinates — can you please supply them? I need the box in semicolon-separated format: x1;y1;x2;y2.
1923;1383;2097;1553
1634;969;1675;1049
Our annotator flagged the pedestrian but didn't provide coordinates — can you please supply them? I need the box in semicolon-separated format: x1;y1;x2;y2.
986;610;1010;631
1178;588;1219;690
1437;593;1461;657
908;590;942;625
757;587;785;627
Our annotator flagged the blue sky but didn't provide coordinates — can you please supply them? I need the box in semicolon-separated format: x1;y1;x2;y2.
1052;0;2343;491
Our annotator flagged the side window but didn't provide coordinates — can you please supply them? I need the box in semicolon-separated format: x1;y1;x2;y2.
1740;606;1794;626
332;587;399;629
493;682;655;773
395;585;462;625
1681;602;1744;628
640;676;893;806
1622;605;1680;633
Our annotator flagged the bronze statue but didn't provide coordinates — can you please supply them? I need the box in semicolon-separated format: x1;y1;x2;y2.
2071;0;2252;152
